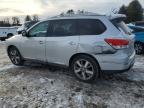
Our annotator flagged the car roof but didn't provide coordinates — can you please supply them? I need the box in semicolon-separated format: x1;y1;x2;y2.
50;14;106;20
40;13;126;23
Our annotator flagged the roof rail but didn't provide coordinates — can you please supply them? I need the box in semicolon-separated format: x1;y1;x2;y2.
51;12;104;18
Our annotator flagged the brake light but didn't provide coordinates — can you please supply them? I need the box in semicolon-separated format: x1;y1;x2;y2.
105;38;129;49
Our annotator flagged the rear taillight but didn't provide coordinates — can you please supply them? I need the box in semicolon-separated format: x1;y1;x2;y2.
105;38;129;49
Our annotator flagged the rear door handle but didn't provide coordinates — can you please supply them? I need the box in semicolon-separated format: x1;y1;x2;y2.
69;41;76;45
39;41;44;44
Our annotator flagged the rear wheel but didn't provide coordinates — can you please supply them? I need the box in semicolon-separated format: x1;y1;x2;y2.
71;55;100;83
134;42;144;55
8;47;24;66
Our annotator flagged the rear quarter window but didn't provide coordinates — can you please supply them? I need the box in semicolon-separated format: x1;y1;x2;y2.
78;19;106;35
111;19;131;35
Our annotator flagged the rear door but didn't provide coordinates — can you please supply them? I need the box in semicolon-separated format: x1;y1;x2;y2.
77;19;108;54
46;19;79;65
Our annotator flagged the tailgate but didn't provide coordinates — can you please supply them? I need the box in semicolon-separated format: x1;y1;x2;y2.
110;14;135;56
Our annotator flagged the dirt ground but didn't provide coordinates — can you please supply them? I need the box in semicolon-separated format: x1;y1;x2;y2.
0;41;144;108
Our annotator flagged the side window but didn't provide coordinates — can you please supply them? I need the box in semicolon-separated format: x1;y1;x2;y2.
50;20;77;36
78;19;106;35
29;21;49;37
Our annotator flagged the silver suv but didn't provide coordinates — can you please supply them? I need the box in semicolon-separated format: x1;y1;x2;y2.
6;14;135;82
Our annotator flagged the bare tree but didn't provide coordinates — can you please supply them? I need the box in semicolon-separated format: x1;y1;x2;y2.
12;17;20;26
66;9;75;15
60;12;65;16
32;14;39;21
0;18;11;27
25;15;32;22
4;18;10;24
77;10;84;14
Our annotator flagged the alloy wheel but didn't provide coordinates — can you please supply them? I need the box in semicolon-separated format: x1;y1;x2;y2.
9;48;21;65
135;43;143;55
74;59;94;80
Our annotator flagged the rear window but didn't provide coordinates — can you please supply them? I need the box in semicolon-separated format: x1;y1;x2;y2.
111;20;131;35
78;19;106;35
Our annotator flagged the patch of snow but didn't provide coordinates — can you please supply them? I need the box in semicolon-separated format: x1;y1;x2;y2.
73;92;85;108
134;62;144;68
9;74;24;83
0;65;15;73
127;72;144;81
0;41;5;45
0;45;144;107
39;78;47;83
47;78;55;83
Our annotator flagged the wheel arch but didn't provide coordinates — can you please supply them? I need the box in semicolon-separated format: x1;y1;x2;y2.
7;33;13;36
69;53;101;70
7;45;18;55
7;33;14;39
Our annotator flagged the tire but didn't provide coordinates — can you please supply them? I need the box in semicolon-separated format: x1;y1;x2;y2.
134;42;144;55
70;55;100;83
8;47;24;66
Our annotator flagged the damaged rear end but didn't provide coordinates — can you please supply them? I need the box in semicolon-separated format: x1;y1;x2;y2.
78;14;135;73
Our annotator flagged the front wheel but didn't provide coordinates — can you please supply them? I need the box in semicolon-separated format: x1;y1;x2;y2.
71;55;100;83
134;42;144;55
8;47;24;66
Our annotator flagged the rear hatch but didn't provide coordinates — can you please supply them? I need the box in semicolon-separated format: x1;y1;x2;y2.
109;14;135;56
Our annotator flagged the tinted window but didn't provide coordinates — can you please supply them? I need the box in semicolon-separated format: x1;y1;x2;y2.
135;22;144;27
25;21;38;29
50;20;77;36
78;19;106;35
130;27;144;33
29;21;49;37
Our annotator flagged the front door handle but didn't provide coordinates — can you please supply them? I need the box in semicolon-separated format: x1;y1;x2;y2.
39;41;44;44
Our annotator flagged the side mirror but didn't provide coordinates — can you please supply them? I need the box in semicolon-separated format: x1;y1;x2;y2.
22;30;28;37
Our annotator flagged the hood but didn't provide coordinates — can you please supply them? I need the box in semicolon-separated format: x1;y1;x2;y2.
17;25;25;32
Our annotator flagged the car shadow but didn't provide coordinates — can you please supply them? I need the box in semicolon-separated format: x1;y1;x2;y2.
3;60;143;86
22;61;134;84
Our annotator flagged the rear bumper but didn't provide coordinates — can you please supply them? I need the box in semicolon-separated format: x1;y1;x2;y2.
94;50;135;74
102;58;135;74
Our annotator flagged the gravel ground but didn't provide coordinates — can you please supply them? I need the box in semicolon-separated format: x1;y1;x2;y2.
0;41;144;108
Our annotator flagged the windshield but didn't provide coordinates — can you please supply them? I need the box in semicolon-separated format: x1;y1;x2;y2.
24;22;32;29
24;22;38;30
